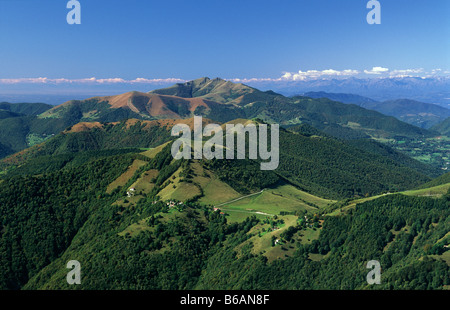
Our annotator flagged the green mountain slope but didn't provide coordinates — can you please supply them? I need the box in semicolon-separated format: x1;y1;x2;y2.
345;138;441;178
303;92;450;129
377;99;450;129
195;194;449;290
0;154;136;289
0;91;243;159
0;118;189;173
1;155;446;289
415;172;450;189
0;102;53;116
0;103;56;155
0;128;448;290
276;127;432;199
2;118;437;199
432;117;450;136
0;110;23;120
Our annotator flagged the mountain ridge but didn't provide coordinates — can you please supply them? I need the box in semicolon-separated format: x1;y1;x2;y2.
0;77;443;160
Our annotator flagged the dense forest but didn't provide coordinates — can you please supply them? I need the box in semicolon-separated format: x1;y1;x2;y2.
0;144;448;290
0;120;173;173
276;128;434;199
0;154;135;289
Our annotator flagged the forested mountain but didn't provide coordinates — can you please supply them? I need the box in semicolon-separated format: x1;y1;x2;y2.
0;102;53;116
1;118;438;199
303;91;379;105
416;172;450;189
0;139;448;290
432;117;450;136
150;78;435;138
0;102;56;157
378;99;450;129
304;92;450;129
0;142;13;159
275;127;434;198
0;118;214;173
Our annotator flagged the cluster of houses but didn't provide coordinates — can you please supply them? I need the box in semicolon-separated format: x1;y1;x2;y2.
126;188;136;198
213;207;225;215
167;201;183;208
126;189;184;210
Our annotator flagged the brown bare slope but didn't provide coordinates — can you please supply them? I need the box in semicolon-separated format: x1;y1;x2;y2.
64;117;215;134
41;91;213;120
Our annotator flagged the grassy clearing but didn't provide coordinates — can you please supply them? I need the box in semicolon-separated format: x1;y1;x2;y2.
191;163;242;206
26;133;52;147
223;210;269;223
113;194;145;208
326;182;449;217
221;184;332;218
130;169;158;194
308;253;329;262
299;227;321;245
272;184;335;208
326;194;389;216
402;183;450;198
236;215;299;262
106;159;148;193
140;142;171;159
118;218;151;237
158;166;201;202
430;251;450;266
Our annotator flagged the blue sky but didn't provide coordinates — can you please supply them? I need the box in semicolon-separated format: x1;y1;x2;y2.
0;0;449;88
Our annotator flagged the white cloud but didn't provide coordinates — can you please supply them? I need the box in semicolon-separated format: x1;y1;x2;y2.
0;77;186;85
278;69;360;81
229;67;447;84
364;66;389;75
0;68;448;86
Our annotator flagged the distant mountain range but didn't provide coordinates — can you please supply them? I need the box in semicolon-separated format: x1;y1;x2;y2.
303;91;450;129
249;76;450;107
2;76;449;106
